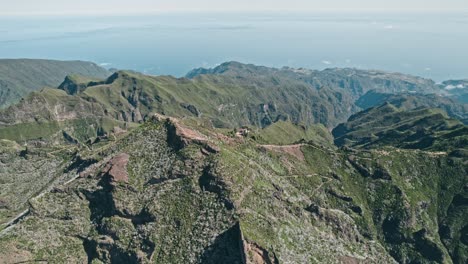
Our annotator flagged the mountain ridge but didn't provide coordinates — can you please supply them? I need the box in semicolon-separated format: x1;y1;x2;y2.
0;61;466;263
0;59;111;108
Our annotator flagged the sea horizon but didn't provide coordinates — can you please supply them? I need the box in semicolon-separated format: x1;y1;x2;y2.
1;11;467;82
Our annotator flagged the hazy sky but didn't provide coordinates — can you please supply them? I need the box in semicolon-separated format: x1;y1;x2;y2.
1;0;467;15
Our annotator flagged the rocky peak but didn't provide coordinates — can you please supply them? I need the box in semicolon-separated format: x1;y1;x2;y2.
58;74;104;95
58;75;86;95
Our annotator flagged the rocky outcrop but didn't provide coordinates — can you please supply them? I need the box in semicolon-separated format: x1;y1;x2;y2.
58;75;89;95
101;153;130;184
242;240;278;264
154;114;212;151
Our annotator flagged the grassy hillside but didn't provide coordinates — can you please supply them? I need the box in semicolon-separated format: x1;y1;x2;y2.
1;62;466;147
0;68;359;144
331;103;468;263
356;90;468;123
188;62;441;97
333;102;468;153
251;120;334;147
0;59;110;108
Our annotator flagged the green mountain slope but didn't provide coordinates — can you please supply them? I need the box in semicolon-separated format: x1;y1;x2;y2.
356;90;468;123
332;103;468;153
0;113;466;263
188;62;440;98
332;103;468;263
0;59;110;108
1;61;465;147
1;61;460;147
0;62;466;263
0;117;396;263
0;68;358;145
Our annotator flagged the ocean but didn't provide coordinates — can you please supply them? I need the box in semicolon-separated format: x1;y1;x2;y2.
0;11;467;82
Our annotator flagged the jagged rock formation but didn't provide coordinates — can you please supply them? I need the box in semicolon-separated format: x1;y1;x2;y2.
58;74;105;95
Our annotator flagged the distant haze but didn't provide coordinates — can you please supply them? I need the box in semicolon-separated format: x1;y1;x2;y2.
1;0;468;15
1;12;467;82
1;2;467;82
